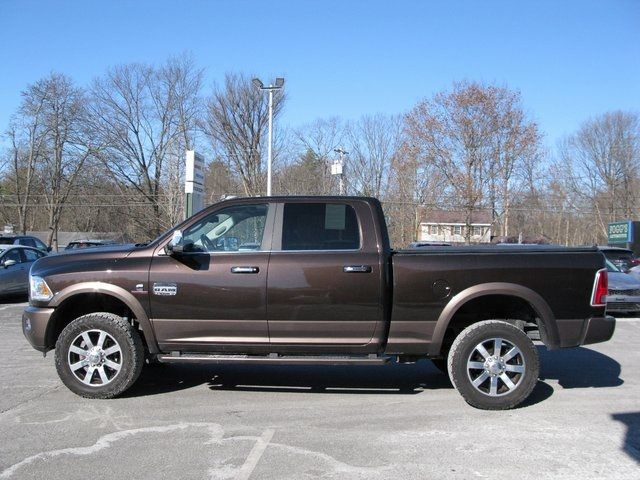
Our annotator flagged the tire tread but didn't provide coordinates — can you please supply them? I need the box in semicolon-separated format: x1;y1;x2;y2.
447;320;539;410
54;312;144;399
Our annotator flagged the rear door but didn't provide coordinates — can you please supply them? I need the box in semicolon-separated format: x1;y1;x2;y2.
266;200;385;353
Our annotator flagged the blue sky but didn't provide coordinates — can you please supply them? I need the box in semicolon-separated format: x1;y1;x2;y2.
1;0;639;149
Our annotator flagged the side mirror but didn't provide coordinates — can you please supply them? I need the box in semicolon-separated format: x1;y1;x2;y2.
47;246;53;253
164;230;183;256
3;259;17;269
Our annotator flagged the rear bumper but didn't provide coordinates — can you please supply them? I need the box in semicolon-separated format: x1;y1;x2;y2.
582;315;616;346
556;315;616;348
22;306;55;353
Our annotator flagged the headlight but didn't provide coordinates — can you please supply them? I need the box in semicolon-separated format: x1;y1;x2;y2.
29;275;53;302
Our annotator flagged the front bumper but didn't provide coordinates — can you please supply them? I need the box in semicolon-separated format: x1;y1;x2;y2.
22;306;55;352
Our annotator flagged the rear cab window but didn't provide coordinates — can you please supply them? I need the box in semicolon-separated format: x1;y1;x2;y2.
282;203;360;251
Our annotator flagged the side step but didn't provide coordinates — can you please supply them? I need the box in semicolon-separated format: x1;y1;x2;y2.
157;353;391;366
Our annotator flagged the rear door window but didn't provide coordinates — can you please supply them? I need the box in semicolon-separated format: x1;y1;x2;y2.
282;203;360;251
23;249;44;262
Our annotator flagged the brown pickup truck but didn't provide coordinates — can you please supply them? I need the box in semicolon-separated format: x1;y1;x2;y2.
23;196;615;409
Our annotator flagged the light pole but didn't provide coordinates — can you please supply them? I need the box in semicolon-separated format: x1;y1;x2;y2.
252;77;284;196
333;147;348;195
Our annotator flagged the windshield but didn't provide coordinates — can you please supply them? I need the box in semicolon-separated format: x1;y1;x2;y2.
606;259;621;273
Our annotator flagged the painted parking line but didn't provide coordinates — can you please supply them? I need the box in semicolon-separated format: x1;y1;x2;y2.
234;429;275;480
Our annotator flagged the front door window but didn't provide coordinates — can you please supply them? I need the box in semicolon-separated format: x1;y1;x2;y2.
182;204;269;252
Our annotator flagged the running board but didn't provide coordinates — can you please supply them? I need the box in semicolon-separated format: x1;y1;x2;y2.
157;353;391;366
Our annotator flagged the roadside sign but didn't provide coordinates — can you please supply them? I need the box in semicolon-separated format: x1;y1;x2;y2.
185;150;205;218
608;221;632;243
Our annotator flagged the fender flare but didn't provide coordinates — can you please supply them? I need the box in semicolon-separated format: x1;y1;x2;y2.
428;282;559;356
49;282;159;353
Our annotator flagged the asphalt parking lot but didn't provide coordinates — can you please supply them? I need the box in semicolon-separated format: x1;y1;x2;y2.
0;299;638;479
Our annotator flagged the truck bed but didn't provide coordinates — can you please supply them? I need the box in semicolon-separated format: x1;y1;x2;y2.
386;245;605;355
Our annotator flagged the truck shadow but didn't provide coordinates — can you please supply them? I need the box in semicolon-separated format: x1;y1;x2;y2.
127;360;453;397
611;412;640;464
125;346;622;404
538;345;623;389
0;294;28;303
205;361;454;395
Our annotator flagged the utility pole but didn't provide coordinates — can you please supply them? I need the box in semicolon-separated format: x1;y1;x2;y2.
332;147;348;195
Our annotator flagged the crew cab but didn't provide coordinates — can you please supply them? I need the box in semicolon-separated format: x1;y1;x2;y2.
22;196;615;409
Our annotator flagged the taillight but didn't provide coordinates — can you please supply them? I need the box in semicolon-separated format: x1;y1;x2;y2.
591;268;608;307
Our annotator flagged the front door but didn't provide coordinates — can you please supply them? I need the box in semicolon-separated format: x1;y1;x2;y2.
1;249;26;293
148;202;274;353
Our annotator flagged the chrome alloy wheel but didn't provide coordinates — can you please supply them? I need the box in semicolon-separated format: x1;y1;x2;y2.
67;329;123;387
466;337;526;397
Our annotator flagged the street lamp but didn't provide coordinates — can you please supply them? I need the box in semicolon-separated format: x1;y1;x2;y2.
252;77;285;196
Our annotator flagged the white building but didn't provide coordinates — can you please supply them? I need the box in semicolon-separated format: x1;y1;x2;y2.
419;209;493;244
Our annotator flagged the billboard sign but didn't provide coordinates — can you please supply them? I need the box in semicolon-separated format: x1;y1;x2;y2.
607;221;632;243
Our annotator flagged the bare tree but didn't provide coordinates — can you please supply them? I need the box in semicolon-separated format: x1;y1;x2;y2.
203;73;284;196
346;114;402;198
559;111;640;238
89;56;203;237
405;82;496;243
33;74;96;248
4;84;50;233
405;82;543;243
384;142;446;246
487;88;542;236
286;117;344;194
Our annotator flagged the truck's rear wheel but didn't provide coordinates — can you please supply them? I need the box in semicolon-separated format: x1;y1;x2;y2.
447;320;539;410
54;313;144;399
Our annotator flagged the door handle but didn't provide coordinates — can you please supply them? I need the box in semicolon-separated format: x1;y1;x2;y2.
231;266;260;274
343;265;372;273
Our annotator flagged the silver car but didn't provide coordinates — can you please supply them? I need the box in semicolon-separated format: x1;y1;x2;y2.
0;245;47;296
605;259;640;314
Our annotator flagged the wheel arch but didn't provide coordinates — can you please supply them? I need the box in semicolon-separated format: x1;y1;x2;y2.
46;282;159;353
428;282;559;356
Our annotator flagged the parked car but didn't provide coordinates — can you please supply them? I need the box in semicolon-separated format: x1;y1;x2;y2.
598;246;639;272
23;196;614;409
604;259;640;315
0;235;50;253
64;239;119;251
0;245;48;296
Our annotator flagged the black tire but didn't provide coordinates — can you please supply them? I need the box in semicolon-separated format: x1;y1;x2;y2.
447;320;539;410
55;312;144;399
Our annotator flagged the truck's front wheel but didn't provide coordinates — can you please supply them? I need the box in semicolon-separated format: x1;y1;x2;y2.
447;320;539;410
54;313;144;399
